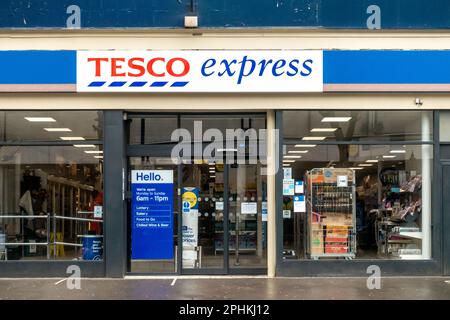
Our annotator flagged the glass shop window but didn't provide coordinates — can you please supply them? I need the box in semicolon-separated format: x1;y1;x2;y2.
0;111;103;262
281;110;433;261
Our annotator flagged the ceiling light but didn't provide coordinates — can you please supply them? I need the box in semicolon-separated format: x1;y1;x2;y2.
294;144;317;148
366;160;378;163
284;155;302;159
390;150;406;154
44;128;72;132
321;117;352;122
283;164;291;167
94;156;103;159
84;150;103;154
311;128;337;132
25;117;56;122
302;137;326;141
210;175;216;178
358;164;373;167
288;150;309;154
73;144;96;148
60;137;85;141
283;160;295;163
383;155;396;158
349;167;364;170
217;148;238;152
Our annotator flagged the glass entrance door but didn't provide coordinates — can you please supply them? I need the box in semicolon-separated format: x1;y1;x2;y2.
228;164;267;270
181;161;227;273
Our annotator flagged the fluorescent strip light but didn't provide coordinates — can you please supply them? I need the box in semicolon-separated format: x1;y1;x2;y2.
366;160;378;163
302;137;326;141
94;156;103;159
311;128;337;132
60;137;85;141
217;148;238;152
349;167;364;170
288;150;309;154
383;155;396;158
390;150;406;154
321;117;352;122
73;144;96;148
295;144;317;148
84;151;103;154
283;164;291;167
358;164;373;167
284;155;302;159
25;117;56;122
210;175;216;178
283;160;295;163
44;128;72;132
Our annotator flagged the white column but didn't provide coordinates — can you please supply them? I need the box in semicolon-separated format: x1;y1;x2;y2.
421;112;432;259
267;110;276;277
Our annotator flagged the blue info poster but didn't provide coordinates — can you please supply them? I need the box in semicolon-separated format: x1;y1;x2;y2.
131;170;174;260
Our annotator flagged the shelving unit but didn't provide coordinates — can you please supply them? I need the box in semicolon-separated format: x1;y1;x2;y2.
306;168;356;260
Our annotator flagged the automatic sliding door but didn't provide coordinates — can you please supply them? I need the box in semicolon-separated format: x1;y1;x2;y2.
181;162;226;272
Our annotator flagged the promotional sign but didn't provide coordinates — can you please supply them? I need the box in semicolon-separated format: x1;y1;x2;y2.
77;50;323;93
294;195;306;213
295;180;304;194
283;179;295;196
182;187;199;268
337;175;348;187
241;202;257;214
283;210;292;219
261;201;268;222
131;170;174;260
283;167;292;179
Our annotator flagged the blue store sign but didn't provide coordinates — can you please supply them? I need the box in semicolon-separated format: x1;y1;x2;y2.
131;170;174;260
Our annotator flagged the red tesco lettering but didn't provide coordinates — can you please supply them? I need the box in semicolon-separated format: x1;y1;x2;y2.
87;57;190;77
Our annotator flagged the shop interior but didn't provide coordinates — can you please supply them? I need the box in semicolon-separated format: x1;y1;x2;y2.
0;111;103;261
282;110;432;261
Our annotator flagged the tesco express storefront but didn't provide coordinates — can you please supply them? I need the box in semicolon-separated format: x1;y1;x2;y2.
0;43;449;278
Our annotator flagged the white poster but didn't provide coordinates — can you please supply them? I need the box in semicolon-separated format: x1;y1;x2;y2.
283;179;295;196
262;201;268;222
94;205;103;218
283;167;292;179
241;202;257;214
77;50;323;93
215;201;224;211
283;210;292;219
337;175;348;187
294;195;306;213
182;187;199;268
295;180;304;194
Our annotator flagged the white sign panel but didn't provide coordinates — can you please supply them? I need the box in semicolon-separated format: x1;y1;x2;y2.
294;195;306;213
77;50;323;93
337;175;348;187
283;167;292;179
283;179;295;196
262;201;268;222
283;210;292;219
241;202;257;214
94;205;103;218
295;180;304;194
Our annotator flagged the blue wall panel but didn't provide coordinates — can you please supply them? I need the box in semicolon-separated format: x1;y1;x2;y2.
1;0;450;29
